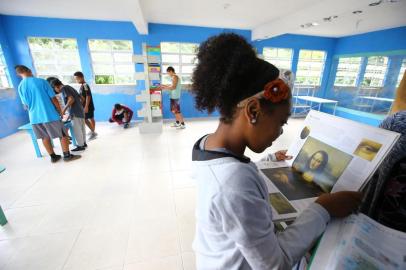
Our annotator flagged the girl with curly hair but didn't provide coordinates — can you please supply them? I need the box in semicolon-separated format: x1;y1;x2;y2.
191;33;361;269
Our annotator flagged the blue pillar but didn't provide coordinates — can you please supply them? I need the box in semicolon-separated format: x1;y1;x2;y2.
76;38;93;84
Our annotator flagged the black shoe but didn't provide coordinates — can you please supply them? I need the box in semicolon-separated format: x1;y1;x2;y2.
63;154;81;162
84;143;88;148
51;155;62;163
124;123;129;129
71;146;85;152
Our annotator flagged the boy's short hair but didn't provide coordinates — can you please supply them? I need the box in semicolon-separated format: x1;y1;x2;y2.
114;103;122;110
166;66;175;73
15;65;31;73
50;78;63;88
73;71;84;78
46;77;58;84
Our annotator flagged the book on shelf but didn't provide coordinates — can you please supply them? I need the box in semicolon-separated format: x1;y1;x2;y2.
148;66;161;73
310;213;406;270
256;110;400;221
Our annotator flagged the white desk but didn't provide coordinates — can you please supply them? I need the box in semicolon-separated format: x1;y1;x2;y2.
358;96;394;103
357;96;394;112
294;96;338;115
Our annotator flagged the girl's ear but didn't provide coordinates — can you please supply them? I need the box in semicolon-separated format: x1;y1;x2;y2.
245;98;261;124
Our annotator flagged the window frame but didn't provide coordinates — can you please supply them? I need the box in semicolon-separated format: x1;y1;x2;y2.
295;49;327;87
262;47;294;70
27;37;82;84
361;56;389;88
396;58;406;87
0;44;12;89
160;42;199;86
88;39;135;86
333;57;363;87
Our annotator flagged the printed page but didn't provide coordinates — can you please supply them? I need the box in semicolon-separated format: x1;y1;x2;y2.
258;110;400;221
312;214;406;270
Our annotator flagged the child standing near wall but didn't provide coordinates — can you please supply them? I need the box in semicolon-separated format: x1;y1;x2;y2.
161;66;185;129
74;71;97;140
51;79;87;152
191;33;362;269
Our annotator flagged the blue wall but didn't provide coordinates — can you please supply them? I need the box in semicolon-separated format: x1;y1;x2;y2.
0;14;405;137
0;16;29;138
333;27;406;55
324;26;406;114
0;15;249;132
253;34;337;98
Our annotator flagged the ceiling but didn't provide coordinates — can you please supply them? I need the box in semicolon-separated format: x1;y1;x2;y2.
1;0;405;40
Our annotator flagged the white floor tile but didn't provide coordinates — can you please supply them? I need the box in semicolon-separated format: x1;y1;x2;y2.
125;217;181;264
1;231;79;270
181;252;196;270
124;256;182;270
62;228;129;270
0;206;47;240
0;119;305;270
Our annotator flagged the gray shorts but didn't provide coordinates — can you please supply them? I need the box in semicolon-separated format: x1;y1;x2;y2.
32;121;67;139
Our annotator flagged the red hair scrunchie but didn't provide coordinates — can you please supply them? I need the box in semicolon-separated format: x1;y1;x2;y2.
263;78;290;103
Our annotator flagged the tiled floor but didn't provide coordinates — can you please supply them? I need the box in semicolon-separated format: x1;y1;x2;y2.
0;118;303;270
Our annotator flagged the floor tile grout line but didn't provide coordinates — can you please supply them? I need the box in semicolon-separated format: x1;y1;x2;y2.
170;171;188;270
59;227;84;270
8;168;53;209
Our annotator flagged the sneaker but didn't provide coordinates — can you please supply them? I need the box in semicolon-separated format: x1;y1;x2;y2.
171;122;180;128
87;131;93;136
124;123;129;129
71;146;86;152
51;155;62;163
84;143;88;148
88;132;98;140
63;154;81;162
177;124;186;130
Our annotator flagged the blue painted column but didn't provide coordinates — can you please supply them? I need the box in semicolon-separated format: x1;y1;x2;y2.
291;49;299;76
323;57;339;100
76;38;93;84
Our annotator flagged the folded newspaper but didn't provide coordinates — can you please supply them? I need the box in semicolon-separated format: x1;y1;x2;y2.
257;110;400;221
310;213;406;270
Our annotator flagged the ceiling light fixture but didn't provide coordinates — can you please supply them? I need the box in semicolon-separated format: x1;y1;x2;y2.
300;22;319;28
369;1;382;6
352;10;363;14
323;15;339;22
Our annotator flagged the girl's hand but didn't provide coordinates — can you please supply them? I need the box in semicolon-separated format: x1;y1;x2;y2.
274;150;293;161
315;191;362;218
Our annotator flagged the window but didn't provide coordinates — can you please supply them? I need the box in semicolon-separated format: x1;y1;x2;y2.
0;44;12;89
161;42;199;85
396;59;406;87
334;57;362;87
28;37;81;84
89;39;135;85
361;56;388;88
263;47;293;70
295;50;326;86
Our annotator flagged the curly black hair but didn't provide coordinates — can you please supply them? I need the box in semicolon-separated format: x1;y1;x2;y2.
192;33;282;123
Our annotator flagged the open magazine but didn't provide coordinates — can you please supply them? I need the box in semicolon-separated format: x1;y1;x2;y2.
310;214;406;270
257;110;400;221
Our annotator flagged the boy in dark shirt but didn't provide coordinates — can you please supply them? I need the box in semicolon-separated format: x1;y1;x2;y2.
51;79;87;152
74;71;97;140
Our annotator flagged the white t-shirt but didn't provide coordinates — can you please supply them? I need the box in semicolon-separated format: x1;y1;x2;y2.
192;136;330;270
